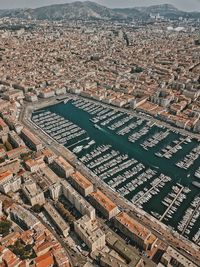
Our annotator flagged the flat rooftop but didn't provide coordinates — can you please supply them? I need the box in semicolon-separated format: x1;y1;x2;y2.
44;202;69;233
42;148;55;158
115;212;151;241
22;127;41;146
166;246;198;267
71;171;93;189
106;232;141;266
54;156;74;171
90;189;117;212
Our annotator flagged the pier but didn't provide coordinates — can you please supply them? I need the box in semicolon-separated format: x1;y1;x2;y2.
67;137;90;149
134;174;169;205
181;196;200;235
159;186;184;222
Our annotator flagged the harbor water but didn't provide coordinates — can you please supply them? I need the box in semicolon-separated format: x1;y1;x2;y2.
32;98;200;245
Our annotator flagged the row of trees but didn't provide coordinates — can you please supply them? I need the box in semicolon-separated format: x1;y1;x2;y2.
0;141;13;151
0;219;12;236
56;201;75;225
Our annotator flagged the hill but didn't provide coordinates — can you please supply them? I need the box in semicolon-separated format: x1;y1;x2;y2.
0;2;199;21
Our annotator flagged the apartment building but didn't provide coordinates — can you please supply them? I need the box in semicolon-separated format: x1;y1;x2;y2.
51;156;74;178
22;180;45;206
0;170;21;194
114;212;157;251
0;159;20;173
74;215;105;252
61;180;95;220
8;130;25;148
89;189;119;219
24;156;45;172
21;127;43;151
6;145;27;159
69;171;94;197
44;202;70;237
9;204;39;229
42;148;56;164
160;246;198;267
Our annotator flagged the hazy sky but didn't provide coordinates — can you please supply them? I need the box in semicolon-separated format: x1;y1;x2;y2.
0;0;200;11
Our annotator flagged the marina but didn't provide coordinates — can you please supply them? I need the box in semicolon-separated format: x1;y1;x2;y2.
32;98;200;245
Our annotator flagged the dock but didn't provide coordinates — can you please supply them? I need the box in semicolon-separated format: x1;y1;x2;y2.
159;186;184;222
181;197;200;235
135;175;168;205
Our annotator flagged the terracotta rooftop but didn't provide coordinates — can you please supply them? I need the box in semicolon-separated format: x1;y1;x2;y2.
6;146;26;157
42;148;54;158
22;128;42;146
71;171;93;189
115;212;154;241
0;170;12;182
90;189;117;212
35;251;54;267
55;156;73;171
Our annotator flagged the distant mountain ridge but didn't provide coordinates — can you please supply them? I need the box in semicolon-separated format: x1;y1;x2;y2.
31;1;116;20
0;1;199;21
136;4;178;13
135;3;200;19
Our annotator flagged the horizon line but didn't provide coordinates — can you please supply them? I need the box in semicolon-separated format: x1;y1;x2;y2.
0;0;198;13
